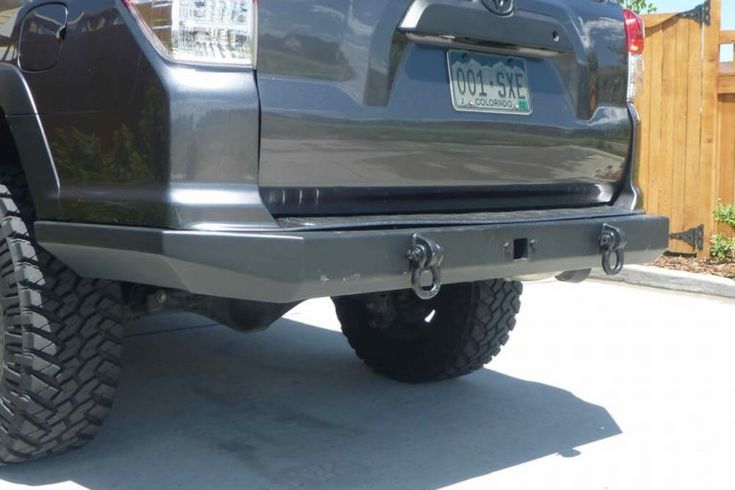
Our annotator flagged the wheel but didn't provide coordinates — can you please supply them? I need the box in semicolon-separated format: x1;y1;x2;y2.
333;279;522;383
0;169;124;463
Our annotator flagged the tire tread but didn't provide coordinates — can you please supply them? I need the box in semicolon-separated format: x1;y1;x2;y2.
335;279;522;383
0;168;123;464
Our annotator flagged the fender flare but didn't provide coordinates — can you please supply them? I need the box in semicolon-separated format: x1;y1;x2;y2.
0;64;60;218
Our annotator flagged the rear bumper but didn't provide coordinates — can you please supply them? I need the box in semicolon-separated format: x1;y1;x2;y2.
36;210;668;303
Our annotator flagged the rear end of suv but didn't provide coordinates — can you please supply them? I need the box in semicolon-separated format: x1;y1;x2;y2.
0;0;665;463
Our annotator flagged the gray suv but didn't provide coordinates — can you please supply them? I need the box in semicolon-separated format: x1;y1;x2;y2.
0;0;665;463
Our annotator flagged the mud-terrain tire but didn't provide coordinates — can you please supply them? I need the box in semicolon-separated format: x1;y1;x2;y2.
333;279;522;383
0;169;124;464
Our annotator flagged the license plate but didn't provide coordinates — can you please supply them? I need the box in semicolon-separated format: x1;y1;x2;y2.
447;50;532;115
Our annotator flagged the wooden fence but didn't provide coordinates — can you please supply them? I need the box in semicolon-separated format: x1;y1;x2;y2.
636;0;735;254
636;0;728;254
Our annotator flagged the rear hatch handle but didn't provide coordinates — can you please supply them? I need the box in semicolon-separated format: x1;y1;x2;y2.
399;0;574;53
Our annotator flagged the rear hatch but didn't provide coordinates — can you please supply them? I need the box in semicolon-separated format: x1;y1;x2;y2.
255;0;631;216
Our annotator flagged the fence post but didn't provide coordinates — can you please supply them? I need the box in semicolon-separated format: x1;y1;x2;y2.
700;0;721;254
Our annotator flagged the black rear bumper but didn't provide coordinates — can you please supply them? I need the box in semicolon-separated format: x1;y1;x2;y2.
35;210;668;303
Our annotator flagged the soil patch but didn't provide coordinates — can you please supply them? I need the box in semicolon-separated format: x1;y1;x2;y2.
652;256;735;281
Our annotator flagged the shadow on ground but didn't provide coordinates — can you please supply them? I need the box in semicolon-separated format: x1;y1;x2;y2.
0;314;620;489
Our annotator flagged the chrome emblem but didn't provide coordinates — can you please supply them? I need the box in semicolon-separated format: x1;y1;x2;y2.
482;0;514;16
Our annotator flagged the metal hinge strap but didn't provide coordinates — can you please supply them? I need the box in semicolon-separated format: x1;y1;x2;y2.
669;224;705;250
678;0;710;26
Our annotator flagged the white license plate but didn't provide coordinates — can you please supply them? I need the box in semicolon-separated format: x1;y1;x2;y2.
447;50;532;115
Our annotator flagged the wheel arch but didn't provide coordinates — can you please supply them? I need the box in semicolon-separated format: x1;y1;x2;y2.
0;63;60;219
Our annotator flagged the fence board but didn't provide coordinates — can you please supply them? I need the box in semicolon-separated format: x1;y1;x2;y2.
721;30;735;44
700;0;722;250
669;19;691;252
659;19;676;249
718;95;735;234
644;22;665;214
720;74;735;94
684;20;703;237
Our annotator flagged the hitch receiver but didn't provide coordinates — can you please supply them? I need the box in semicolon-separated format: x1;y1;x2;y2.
599;224;627;276
406;234;444;300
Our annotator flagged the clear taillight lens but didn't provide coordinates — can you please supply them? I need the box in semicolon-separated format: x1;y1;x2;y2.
123;0;257;67
627;53;644;101
623;9;645;102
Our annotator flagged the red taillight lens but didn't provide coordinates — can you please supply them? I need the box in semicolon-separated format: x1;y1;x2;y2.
623;9;645;55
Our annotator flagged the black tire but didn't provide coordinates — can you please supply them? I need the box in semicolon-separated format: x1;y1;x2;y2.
333;279;522;383
0;169;123;464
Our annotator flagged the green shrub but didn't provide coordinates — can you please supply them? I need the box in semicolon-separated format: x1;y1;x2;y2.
711;233;735;261
714;201;735;230
711;201;735;261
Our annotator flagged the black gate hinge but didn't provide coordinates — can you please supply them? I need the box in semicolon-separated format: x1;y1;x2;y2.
669;224;705;250
678;0;710;26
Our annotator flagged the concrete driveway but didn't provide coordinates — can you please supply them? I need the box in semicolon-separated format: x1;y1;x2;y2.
0;280;733;489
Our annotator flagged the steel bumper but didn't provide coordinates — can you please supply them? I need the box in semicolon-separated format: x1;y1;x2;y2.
36;212;669;303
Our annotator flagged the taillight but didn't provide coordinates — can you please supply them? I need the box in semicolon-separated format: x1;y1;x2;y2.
623;9;645;55
623;9;645;102
123;0;257;67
